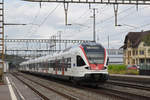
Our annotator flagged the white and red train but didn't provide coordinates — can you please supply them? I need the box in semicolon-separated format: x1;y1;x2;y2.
19;42;109;83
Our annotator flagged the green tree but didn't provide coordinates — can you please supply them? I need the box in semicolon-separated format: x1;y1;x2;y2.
142;34;150;46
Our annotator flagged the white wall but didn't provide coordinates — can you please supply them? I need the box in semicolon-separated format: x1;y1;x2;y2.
4;62;9;72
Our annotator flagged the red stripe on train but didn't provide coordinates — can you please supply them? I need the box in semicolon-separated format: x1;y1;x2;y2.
80;46;90;66
80;45;106;70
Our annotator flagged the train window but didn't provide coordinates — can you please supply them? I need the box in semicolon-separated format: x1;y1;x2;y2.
106;58;109;66
67;58;71;63
77;56;86;66
44;62;48;68
66;58;71;68
68;64;71;68
64;58;67;68
65;68;67;71
50;61;53;68
52;61;55;68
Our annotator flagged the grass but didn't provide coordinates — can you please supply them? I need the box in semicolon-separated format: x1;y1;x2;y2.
108;64;139;75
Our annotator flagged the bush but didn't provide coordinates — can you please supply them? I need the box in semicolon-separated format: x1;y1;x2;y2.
108;64;139;75
108;64;126;71
126;69;139;75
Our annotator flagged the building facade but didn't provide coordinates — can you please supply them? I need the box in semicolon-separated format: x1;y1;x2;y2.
107;49;123;64
0;60;9;73
123;30;150;65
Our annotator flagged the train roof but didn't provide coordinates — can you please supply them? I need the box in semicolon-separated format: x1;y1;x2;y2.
20;42;104;65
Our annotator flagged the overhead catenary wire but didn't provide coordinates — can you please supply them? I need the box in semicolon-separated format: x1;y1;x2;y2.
70;5;109;26
66;6;134;35
20;3;150;48
96;5;150;30
27;4;61;36
108;21;150;43
65;5;150;48
38;4;61;27
71;9;90;23
74;5;150;34
27;7;41;34
64;5;108;36
96;6;134;25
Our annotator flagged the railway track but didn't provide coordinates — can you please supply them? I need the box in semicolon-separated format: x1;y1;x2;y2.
98;84;150;100
11;72;150;100
12;72;125;100
12;73;78;100
71;81;150;100
107;80;150;91
95;78;150;100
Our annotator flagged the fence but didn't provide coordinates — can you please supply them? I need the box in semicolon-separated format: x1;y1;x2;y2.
139;64;150;75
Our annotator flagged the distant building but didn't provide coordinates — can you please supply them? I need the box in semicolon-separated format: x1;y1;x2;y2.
122;30;150;65
107;49;123;64
0;60;9;72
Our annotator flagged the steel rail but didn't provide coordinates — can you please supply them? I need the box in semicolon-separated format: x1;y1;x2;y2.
18;72;150;100
12;73;50;100
13;73;78;100
107;80;150;91
19;72;131;100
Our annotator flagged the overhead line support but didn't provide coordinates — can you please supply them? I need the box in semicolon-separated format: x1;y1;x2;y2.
0;0;4;82
113;4;118;26
93;8;96;42
64;3;69;25
40;2;42;8
23;0;150;5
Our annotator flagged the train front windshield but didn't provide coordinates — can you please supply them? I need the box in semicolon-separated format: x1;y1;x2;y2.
82;44;105;64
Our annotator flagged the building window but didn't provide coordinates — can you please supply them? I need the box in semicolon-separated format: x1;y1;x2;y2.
132;59;135;64
136;59;138;64
133;50;135;56
140;50;144;55
128;51;131;56
136;50;138;55
146;59;150;64
139;59;145;64
148;49;150;56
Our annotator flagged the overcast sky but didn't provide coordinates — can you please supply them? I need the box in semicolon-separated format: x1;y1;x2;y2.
4;0;150;49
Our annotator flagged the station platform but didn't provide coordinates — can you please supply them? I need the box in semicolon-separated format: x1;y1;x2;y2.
0;74;41;100
111;74;150;78
0;84;11;100
110;74;150;83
